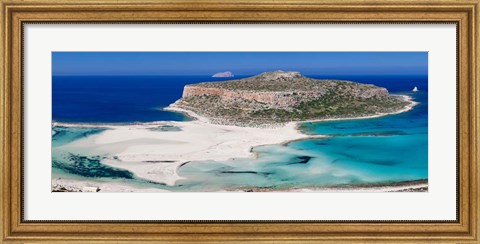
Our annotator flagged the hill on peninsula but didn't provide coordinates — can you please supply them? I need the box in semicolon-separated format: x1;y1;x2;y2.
171;71;411;126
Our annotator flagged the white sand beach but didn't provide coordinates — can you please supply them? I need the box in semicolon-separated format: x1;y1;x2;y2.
64;117;316;187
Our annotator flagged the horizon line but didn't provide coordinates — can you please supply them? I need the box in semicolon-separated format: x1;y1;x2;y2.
52;73;429;77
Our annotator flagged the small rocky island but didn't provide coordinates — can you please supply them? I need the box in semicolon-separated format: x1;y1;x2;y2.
212;71;234;77
171;71;412;126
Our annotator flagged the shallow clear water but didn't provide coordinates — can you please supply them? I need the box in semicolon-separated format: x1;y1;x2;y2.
52;74;428;191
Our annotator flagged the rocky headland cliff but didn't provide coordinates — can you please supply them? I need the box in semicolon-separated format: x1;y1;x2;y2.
171;71;411;126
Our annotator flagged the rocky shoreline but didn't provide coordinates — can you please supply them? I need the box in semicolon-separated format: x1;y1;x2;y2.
234;179;428;193
167;94;417;128
172;71;413;126
52;177;428;193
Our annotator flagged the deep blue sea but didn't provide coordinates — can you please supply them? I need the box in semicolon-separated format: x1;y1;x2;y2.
53;74;427;123
52;75;253;123
52;74;428;191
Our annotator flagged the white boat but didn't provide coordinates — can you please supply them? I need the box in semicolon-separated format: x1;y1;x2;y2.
412;86;418;92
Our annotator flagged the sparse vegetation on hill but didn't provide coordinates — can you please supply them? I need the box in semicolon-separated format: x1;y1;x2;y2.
172;71;411;125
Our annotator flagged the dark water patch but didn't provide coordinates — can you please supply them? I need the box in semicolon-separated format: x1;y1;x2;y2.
331;159;341;164
53;153;133;179
332;151;396;166
215;170;272;177
220;170;257;174
346;144;357;150
364;159;396;166
52;130;67;138
285;137;332;147
335;151;358;160
142;160;176;163
148;125;182;132
140;180;167;186
178;161;191;169
346;177;364;184
264;155;313;167
286;156;312;165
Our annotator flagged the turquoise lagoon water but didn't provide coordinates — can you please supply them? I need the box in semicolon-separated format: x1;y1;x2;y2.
52;75;428;191
176;91;428;191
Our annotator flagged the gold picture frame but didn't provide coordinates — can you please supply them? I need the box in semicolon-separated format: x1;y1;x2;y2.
1;0;478;243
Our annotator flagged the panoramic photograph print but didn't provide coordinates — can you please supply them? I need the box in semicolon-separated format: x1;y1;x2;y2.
51;52;428;193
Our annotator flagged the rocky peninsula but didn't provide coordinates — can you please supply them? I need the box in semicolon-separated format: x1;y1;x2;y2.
171;71;412;126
